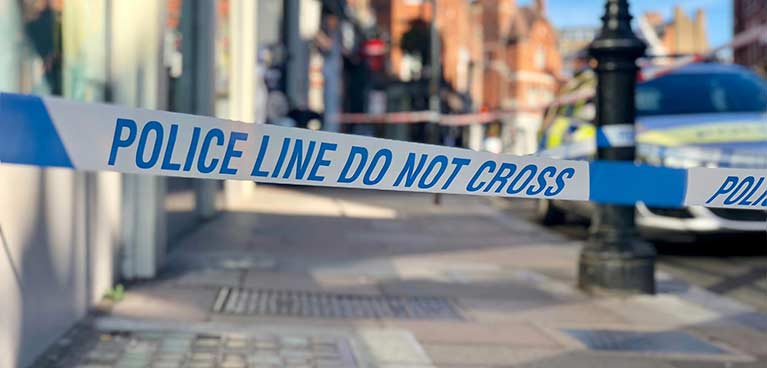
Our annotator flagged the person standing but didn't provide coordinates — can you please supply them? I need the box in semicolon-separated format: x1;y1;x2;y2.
316;6;343;133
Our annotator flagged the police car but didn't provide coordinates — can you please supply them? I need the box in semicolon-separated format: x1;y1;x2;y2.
537;63;767;240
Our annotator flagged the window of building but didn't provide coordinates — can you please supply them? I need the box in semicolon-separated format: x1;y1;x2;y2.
535;47;546;70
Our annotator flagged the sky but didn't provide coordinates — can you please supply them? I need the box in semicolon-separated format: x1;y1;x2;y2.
519;0;733;47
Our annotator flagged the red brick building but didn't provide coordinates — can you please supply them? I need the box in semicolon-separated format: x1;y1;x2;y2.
733;0;767;76
374;0;561;108
482;0;562;112
371;0;562;153
371;0;481;92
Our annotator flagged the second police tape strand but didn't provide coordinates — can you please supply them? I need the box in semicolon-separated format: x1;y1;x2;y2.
0;92;765;210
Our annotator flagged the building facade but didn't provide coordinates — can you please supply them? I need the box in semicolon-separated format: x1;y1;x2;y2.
640;6;708;57
733;0;767;76
369;0;562;153
557;26;598;77
0;0;268;365
479;0;562;154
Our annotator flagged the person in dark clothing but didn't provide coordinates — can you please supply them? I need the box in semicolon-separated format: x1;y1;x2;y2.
23;0;62;95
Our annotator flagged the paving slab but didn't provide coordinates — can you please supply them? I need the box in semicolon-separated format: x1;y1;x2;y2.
155;268;244;288
109;287;218;322
379;320;562;348
422;344;565;366
512;351;678;368
667;361;767;368
242;270;381;295
352;329;433;366
379;277;563;301
596;295;724;328
686;324;767;357
463;299;628;326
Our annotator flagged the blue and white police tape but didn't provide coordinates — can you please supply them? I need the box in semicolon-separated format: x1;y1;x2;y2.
1;92;765;210
596;124;635;148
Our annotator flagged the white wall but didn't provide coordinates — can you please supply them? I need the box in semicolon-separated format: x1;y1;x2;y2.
0;166;123;367
0;0;167;366
0;1;119;366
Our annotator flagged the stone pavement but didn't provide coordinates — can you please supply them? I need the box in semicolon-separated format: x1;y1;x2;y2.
33;185;767;368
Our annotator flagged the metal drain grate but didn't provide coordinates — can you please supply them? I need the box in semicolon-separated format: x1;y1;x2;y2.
563;329;730;355
212;288;463;320
32;329;358;368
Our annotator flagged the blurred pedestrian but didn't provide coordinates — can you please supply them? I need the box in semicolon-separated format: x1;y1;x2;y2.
316;6;343;133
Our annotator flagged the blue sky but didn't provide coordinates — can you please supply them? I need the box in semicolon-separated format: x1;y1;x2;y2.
519;0;732;47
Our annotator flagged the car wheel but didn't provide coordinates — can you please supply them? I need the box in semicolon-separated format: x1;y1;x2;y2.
536;199;566;226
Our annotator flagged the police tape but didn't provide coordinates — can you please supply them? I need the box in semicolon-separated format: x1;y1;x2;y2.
337;110;531;126
1;92;765;210
596;125;635;148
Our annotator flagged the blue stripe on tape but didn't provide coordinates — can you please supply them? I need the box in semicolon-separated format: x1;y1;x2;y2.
0;93;73;168
589;161;687;207
595;129;611;148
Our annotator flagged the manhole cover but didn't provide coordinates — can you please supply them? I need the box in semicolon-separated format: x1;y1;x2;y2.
212;288;463;320
563;329;730;356
32;329;358;368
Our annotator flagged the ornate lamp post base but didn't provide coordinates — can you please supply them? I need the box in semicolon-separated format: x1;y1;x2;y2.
579;238;656;295
579;204;657;295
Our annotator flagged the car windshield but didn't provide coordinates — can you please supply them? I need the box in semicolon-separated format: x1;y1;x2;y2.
636;71;767;116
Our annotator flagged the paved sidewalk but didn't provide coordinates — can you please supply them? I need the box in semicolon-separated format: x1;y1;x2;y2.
35;186;767;368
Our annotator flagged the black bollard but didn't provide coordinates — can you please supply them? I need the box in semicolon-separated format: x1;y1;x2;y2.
577;0;656;295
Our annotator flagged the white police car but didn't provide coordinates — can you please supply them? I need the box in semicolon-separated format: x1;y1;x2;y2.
536;63;767;240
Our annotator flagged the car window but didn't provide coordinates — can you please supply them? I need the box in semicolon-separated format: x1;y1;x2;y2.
636;71;767;116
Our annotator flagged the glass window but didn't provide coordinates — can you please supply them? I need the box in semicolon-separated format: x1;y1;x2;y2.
636;71;767;116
